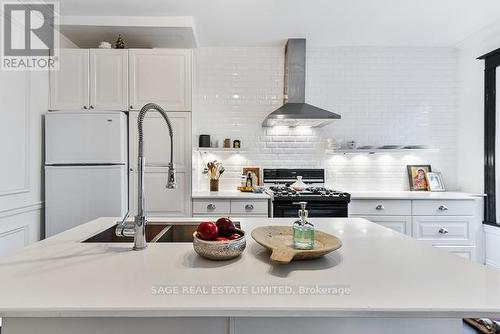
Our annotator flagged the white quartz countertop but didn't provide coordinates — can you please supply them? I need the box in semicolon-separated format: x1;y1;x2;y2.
192;191;271;199
346;191;484;200
0;216;499;318
192;190;483;200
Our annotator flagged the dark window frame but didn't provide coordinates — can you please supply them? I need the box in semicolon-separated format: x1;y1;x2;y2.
478;49;500;226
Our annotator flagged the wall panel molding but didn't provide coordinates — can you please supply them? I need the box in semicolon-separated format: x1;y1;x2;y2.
0;202;42;219
0;72;31;197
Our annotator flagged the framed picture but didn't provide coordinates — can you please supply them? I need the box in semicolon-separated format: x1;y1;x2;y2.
407;165;432;191
426;172;445;192
243;167;261;186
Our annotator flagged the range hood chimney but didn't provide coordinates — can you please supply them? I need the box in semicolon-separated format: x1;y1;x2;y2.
262;39;341;127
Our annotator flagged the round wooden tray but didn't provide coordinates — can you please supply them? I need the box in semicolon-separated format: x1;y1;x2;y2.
251;226;342;264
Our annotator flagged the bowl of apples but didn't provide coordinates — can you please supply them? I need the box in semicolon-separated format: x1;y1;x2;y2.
193;217;246;260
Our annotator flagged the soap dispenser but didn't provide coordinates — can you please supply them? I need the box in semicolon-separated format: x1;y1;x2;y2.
293;201;315;250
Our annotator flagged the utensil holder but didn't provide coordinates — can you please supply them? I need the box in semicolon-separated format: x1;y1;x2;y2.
210;179;219;192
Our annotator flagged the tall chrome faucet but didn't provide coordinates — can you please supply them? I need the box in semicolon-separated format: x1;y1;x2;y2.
116;103;176;250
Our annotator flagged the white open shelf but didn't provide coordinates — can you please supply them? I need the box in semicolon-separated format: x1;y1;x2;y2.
197;147;248;153
326;148;440;155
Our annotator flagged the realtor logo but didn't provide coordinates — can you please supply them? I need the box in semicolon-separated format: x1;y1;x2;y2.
2;1;59;70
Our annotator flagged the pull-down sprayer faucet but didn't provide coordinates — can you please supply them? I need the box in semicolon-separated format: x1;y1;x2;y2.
116;103;176;250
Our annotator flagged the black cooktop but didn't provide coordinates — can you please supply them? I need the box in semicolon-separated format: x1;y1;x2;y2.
269;186;351;202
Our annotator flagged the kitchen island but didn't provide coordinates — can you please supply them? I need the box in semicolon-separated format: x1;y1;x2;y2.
0;217;499;334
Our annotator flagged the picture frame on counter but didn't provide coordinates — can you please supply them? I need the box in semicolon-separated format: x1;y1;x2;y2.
407;165;432;191
426;172;446;192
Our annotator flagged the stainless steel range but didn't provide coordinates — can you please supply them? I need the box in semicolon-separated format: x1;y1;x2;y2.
264;169;351;218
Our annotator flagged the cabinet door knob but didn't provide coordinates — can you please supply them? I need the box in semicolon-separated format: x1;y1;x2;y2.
245;204;254;210
129;105;134;110
90;105;94;109
438;228;449;234
207;204;216;210
438;205;448;211
83;105;88;109
375;204;385;210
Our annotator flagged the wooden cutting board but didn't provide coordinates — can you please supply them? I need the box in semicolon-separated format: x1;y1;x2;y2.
251;226;342;264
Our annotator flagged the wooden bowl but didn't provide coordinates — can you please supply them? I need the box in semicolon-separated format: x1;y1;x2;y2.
251;226;342;264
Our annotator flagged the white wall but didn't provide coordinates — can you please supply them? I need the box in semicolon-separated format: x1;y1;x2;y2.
484;224;500;268
0;70;47;256
193;46;459;192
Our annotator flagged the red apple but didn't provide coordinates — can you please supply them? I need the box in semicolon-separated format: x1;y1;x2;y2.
228;233;242;240
215;237;229;242
196;221;218;240
216;217;236;237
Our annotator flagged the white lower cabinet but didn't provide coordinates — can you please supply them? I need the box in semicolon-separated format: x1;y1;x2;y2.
350;198;482;262
434;246;475;261
350;200;411;216
193;199;231;216
192;199;269;217
128;111;192;217
350;215;412;235
412;216;473;246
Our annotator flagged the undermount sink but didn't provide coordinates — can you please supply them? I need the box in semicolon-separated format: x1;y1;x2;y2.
82;223;171;243
82;222;241;244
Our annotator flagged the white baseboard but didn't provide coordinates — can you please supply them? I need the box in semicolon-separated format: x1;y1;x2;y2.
485;260;500;269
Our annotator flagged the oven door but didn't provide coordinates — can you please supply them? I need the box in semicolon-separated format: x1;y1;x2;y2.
273;201;348;218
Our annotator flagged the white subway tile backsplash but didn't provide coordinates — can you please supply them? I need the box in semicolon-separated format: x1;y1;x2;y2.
193;46;458;192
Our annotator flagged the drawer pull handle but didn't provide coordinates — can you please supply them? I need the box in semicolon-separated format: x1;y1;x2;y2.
438;205;449;211
207;204;216;210
375;205;385;211
245;204;254;210
438;228;449;234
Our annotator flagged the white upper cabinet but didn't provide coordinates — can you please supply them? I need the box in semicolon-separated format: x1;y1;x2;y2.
89;49;128;111
49;49;89;110
128;49;192;111
50;48;191;112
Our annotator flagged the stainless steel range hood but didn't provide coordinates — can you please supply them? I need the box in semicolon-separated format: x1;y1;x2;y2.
262;39;341;128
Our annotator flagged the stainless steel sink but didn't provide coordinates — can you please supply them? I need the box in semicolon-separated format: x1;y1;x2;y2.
82;222;241;243
82;223;171;243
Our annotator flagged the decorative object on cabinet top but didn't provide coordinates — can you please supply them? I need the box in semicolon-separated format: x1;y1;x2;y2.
242;167;261;186
98;41;112;49
115;34;125;49
407;165;432;191
426;172;446;192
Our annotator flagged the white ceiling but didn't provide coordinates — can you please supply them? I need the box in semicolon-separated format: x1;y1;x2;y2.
58;0;500;47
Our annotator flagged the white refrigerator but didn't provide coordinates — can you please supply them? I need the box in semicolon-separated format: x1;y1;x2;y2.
45;112;128;237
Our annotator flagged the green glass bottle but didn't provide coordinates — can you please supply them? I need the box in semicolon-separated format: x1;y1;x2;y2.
293;202;315;250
